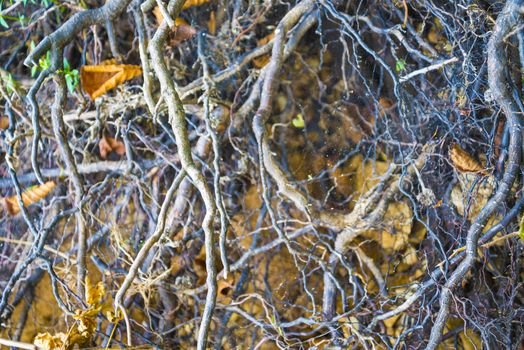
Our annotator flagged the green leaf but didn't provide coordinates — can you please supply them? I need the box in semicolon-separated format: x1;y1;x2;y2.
3;73;16;94
395;59;407;72
291;113;305;128
31;65;38;77
66;75;75;93
0;16;9;29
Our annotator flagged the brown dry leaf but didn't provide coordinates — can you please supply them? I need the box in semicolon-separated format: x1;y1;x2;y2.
34;332;68;350
3;181;56;216
0;116;8;129
99;136;125;159
449;144;486;174
80;63;142;99
171;18;197;45
152;10;197;45
85;275;105;306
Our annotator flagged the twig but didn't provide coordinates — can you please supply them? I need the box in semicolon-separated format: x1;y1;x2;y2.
399;57;459;83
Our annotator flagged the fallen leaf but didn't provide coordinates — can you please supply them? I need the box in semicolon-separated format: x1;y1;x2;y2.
106;309;123;323
449;143;486;174
85;275;105;306
182;0;209;10
3;181;56;216
152;10;196;45
208;11;216;35
217;274;235;304
34;332;68;350
0;116;8;129
451;173;494;218
170;18;197;45
80;62;142;99
99;136;125;159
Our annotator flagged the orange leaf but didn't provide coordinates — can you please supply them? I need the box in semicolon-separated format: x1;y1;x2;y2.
3;181;56;216
208;11;216;35
80;63;142;99
449;144;486;174
99;136;125;159
0;116;9;129
182;0;209;10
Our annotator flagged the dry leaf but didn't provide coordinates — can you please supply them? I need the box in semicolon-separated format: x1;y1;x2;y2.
80;62;142;99
3;181;56;216
85;275;105;306
182;0;209;10
73;311;97;339
99;136;126;159
451;173;494;218
34;332;68;350
152;10;196;45
106;309;124;323
0;116;8;129
377;202;412;251
217;274;235;304
449;144;486;174
208;10;216;35
171;19;197;45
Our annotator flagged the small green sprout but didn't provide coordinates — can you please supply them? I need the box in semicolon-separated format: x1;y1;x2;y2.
291;113;305;128
30;51;79;93
2;73;16;94
63;58;79;93
31;50;51;77
395;59;407;72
